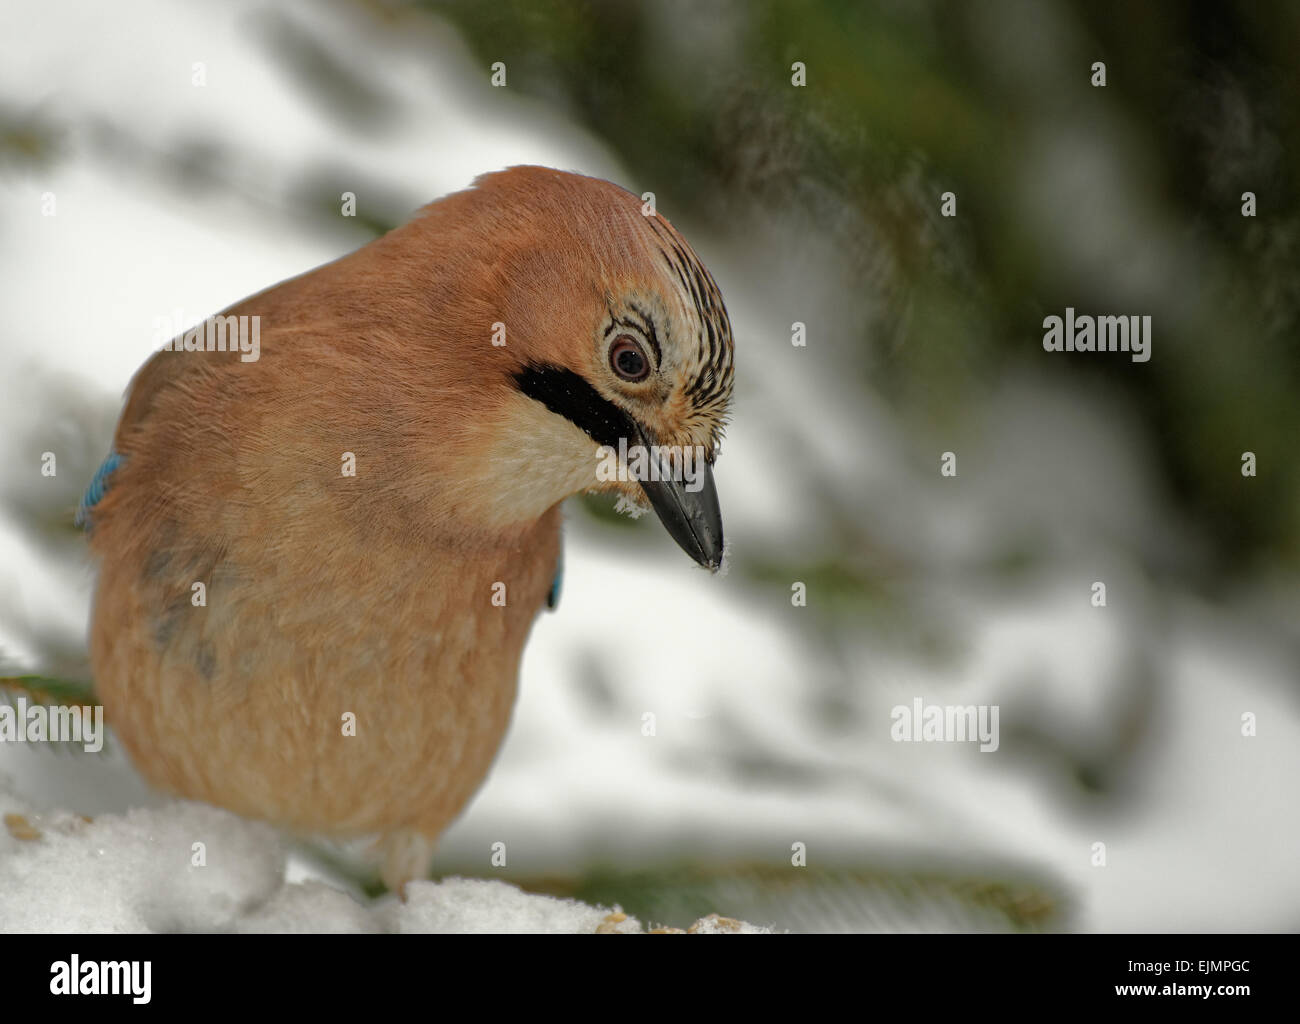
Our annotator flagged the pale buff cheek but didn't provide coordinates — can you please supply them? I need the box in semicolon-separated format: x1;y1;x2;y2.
472;398;607;525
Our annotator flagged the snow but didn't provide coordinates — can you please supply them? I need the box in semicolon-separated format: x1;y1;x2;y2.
383;878;636;936
0;789;282;933
0;783;764;934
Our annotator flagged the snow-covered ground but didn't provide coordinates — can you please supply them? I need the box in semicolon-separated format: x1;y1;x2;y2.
1;0;1297;932
0;781;769;933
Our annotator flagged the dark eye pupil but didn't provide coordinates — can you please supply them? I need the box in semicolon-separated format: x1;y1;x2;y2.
616;349;644;377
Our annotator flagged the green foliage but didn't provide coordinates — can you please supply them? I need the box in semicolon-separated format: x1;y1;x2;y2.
432;0;1300;571
515;860;1069;932
0;675;97;708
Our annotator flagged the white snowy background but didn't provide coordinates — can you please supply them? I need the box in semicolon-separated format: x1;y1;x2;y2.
1;0;1297;933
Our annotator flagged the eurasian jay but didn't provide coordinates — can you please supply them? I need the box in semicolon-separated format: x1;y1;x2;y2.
80;166;735;889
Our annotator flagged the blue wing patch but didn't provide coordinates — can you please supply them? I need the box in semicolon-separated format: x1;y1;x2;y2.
546;547;563;611
76;451;124;530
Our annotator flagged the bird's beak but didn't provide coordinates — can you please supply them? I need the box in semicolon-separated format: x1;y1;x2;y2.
634;428;725;572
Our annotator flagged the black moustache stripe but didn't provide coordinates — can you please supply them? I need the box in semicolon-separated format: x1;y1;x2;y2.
512;363;640;451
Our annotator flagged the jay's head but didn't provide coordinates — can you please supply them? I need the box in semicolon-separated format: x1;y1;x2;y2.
379;166;734;569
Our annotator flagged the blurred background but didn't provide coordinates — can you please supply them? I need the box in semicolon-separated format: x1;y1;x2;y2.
1;0;1298;931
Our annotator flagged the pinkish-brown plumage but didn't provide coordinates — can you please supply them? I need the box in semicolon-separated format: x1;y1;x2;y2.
86;166;734;887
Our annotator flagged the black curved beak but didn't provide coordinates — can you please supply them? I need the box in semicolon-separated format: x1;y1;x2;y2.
636;436;725;571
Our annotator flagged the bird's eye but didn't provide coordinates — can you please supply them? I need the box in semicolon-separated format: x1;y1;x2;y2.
609;335;651;382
